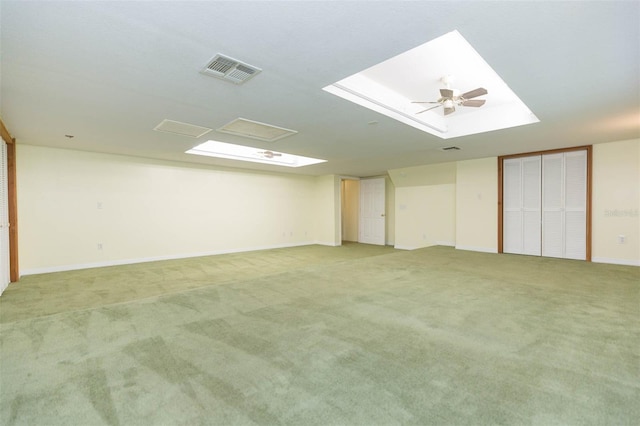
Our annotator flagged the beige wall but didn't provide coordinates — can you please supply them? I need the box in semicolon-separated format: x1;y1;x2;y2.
314;174;341;246
17;145;323;274
388;140;640;266
455;157;498;252
592;139;640;265
385;174;395;246
390;162;457;249
394;184;456;249
18;139;639;274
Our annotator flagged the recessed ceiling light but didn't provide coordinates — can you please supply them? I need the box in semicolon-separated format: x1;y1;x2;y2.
186;141;326;168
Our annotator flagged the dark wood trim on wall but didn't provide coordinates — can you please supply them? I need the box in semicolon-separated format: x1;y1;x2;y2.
497;145;593;261
0;119;13;145
497;157;503;253
1;118;19;281
585;145;593;261
7;143;18;281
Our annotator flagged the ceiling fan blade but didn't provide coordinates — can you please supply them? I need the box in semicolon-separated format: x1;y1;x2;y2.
440;88;454;98
411;101;441;104
416;104;443;114
444;106;455;115
461;99;486;107
461;87;487;99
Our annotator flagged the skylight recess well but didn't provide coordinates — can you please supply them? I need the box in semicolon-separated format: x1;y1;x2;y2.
323;30;539;139
186;141;326;168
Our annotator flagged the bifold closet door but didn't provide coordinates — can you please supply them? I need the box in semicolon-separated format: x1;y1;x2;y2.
503;156;541;255
542;150;587;260
0;139;9;294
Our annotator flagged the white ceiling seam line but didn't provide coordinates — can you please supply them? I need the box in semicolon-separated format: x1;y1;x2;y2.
324;83;448;134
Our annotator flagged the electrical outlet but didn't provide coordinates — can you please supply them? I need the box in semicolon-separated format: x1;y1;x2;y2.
97;243;103;250
97;202;103;209
618;235;626;244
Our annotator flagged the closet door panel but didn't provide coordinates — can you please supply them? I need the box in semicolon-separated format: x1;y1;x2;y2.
565;151;587;209
522;156;541;255
543;211;563;257
564;150;587;259
522;211;541;255
503;212;522;253
503;159;523;254
565;211;586;259
542;154;564;258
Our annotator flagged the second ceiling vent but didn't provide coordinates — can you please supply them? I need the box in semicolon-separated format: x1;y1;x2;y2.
201;54;261;84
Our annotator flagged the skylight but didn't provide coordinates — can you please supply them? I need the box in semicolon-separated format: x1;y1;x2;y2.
323;30;539;139
186;141;326;167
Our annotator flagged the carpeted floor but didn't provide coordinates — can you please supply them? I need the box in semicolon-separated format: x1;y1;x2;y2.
1;244;638;425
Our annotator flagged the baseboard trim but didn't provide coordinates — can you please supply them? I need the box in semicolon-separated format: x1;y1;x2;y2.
314;241;340;247
591;257;640;267
20;241;317;276
455;245;498;254
435;240;456;247
395;243;460;251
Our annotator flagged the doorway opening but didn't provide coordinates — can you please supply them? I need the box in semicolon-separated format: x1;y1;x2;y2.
341;178;360;244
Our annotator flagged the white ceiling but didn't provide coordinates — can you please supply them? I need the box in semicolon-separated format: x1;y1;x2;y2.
1;1;638;177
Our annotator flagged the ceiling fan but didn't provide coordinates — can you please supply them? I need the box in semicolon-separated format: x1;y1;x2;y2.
412;75;487;116
257;150;281;159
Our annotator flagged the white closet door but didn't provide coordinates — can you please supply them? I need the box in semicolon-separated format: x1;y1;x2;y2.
503;158;523;253
542;151;587;260
563;150;587;260
505;150;587;260
542;153;564;258
0;139;9;295
503;156;541;255
522;156;542;255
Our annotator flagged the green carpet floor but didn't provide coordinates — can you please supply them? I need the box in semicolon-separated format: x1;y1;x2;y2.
1;244;638;425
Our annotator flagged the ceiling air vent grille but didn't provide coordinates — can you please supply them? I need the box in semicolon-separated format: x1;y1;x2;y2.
201;54;261;84
217;118;298;142
153;119;212;138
